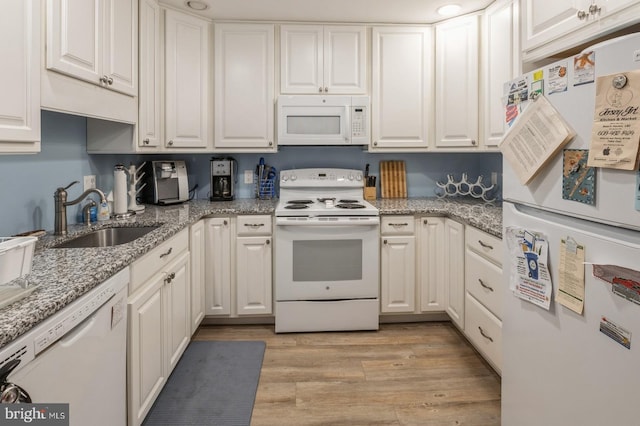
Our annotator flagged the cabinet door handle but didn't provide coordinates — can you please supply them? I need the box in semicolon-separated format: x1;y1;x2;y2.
165;272;176;284
383;239;388;244
268;141;273;146
478;326;494;342
244;223;265;228
478;278;494;292
324;87;328;92
223;220;228;225
478;240;493;250
265;239;270;245
389;223;409;227
318;87;323;93
159;247;173;259
471;139;476;145
106;76;114;85
99;75;108;84
143;138;150;145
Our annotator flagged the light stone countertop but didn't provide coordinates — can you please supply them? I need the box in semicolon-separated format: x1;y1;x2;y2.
374;198;502;238
0;197;500;348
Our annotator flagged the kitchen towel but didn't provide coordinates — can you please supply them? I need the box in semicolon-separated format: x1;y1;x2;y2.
142;340;265;426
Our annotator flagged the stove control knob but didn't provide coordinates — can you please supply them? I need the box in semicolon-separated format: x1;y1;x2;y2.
348;174;354;181
355;174;362;181
281;174;289;182
290;174;297;181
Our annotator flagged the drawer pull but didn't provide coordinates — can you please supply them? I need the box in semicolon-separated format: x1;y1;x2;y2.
478;279;494;292
389;223;409;227
244;223;265;228
478;240;494;250
159;247;173;259
478;326;494;342
165;272;176;284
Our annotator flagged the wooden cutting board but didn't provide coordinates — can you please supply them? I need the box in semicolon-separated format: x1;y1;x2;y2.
380;160;407;198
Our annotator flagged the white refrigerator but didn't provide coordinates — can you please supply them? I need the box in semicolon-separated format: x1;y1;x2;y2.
502;33;640;425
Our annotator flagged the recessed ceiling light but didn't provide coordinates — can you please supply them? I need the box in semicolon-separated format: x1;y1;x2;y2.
186;1;208;11
437;4;462;16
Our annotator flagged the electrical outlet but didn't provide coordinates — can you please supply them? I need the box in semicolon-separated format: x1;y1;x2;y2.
244;170;254;184
491;172;498;185
84;175;96;191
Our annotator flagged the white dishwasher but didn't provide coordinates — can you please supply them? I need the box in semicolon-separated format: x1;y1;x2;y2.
0;267;129;426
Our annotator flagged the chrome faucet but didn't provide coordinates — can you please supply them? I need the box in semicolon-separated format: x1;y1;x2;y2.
54;181;107;236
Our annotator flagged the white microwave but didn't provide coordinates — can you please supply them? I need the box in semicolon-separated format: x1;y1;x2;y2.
277;95;370;145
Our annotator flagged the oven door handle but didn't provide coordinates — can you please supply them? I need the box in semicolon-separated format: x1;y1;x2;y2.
276;218;379;226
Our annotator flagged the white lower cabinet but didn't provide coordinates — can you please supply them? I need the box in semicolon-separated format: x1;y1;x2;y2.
127;229;190;426
205;215;273;317
464;292;502;371
418;217;445;312
190;220;205;334
236;236;272;315
464;226;503;374
444;219;465;329
380;216;416;313
204;217;232;315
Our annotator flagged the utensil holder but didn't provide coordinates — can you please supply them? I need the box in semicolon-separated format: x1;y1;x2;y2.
255;174;276;199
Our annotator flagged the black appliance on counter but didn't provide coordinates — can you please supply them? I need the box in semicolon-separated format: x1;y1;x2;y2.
210;157;236;201
140;160;189;205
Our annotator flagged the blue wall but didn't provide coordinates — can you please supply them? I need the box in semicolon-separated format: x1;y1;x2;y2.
0;111;501;236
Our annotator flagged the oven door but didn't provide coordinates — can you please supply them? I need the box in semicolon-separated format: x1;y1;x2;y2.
277;96;351;145
275;217;379;300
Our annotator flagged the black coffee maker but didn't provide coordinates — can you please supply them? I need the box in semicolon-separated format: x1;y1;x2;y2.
210;157;236;201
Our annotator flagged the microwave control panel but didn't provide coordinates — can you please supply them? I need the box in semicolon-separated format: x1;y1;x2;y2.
350;96;369;145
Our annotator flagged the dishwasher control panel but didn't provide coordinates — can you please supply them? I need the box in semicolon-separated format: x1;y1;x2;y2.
33;282;118;355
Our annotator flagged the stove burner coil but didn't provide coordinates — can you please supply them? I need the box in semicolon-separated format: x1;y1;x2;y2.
284;204;310;209
287;200;314;204
338;199;359;203
336;203;366;209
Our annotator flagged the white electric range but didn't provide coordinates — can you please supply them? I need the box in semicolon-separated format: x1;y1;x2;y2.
274;168;380;333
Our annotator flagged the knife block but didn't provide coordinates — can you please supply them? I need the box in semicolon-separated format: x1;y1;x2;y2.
364;186;376;200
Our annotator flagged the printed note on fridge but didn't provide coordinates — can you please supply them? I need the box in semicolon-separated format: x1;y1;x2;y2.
587;70;640;170
499;95;576;185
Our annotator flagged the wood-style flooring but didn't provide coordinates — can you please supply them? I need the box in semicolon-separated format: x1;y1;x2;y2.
193;322;501;425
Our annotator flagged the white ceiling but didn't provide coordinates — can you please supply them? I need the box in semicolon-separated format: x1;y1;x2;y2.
159;0;495;24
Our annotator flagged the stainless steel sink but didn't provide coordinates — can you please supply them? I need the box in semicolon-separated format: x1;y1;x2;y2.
53;226;159;248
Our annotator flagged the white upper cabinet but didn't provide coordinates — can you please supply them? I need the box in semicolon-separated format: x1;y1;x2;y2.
103;0;138;95
280;25;366;94
371;26;433;150
521;0;640;62
435;14;479;148
43;0;137;123
46;0;137;96
481;0;518;148
137;0;161;149
214;23;275;150
0;0;40;153
164;9;211;149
